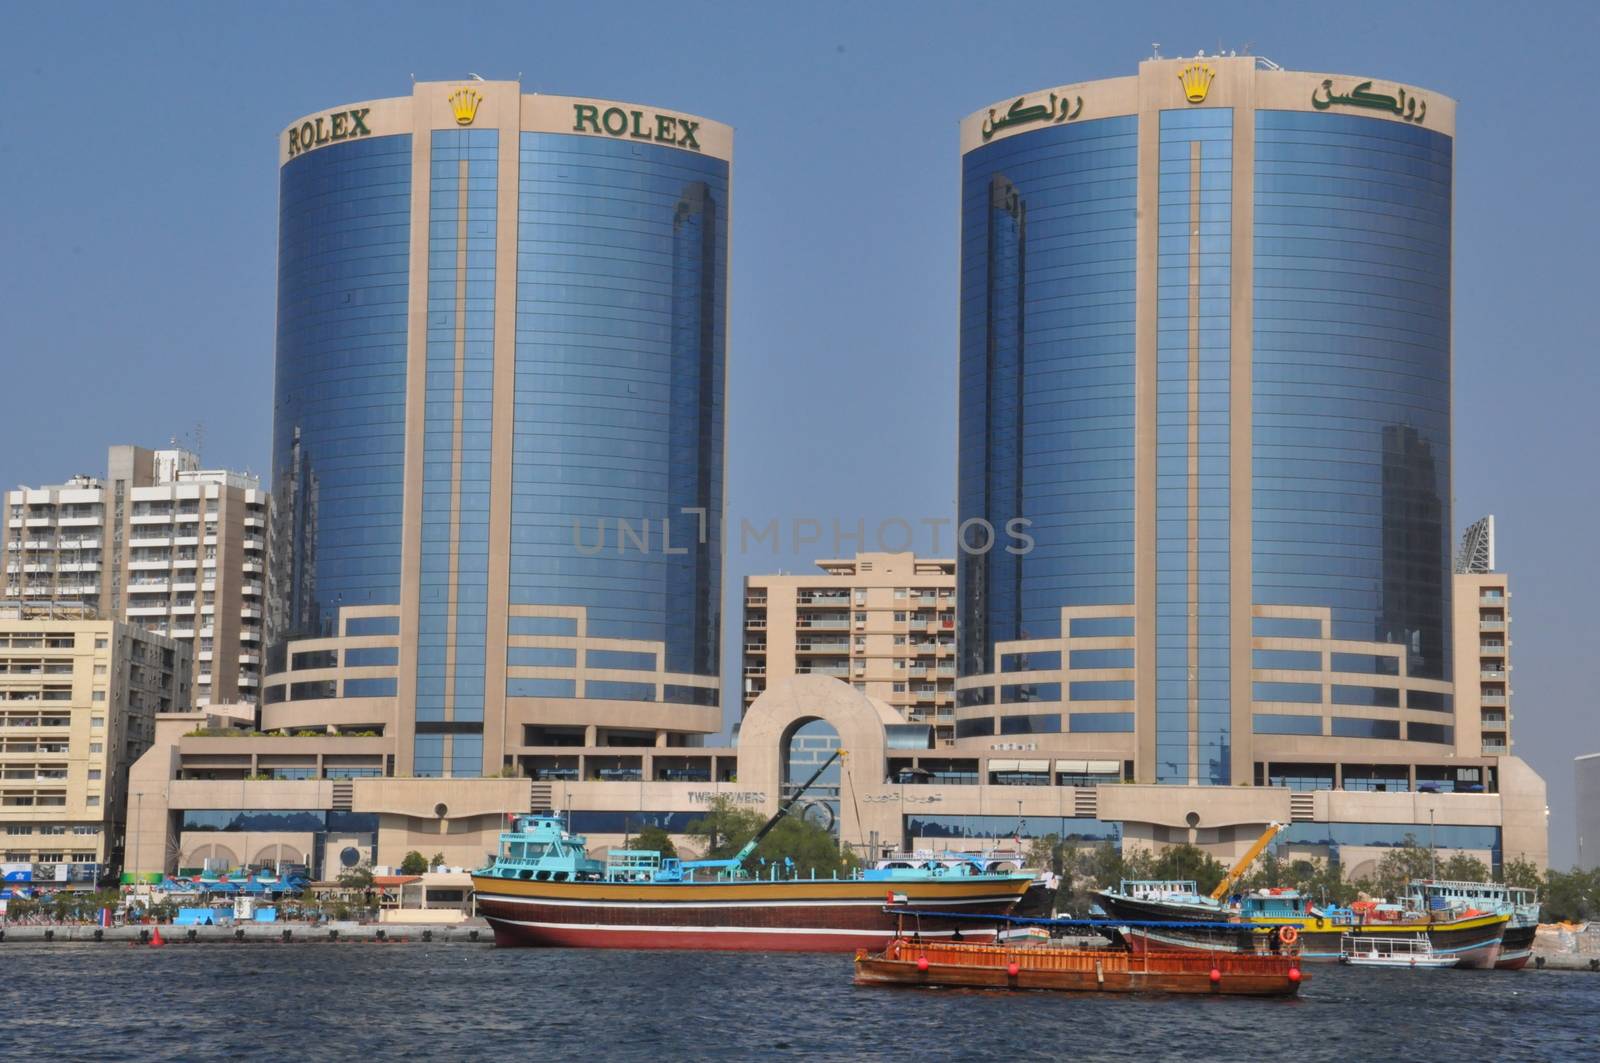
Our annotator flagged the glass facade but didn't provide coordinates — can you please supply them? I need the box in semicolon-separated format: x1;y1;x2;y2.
510;133;728;683
415;128;498;778
1156;109;1233;785
1252;111;1453;680
957;115;1139;674
271;134;413;667
957;82;1455;785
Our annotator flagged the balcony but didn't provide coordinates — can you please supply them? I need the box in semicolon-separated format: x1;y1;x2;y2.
1482;741;1508;755
795;617;849;630
240;607;263;620
242;581;263;597
795;641;850;654
744;595;767;607
240;629;261;643
1480;669;1506;680
796;594;850;606
1480;693;1507;707
796;665;849;678
1479;643;1505;655
1478;619;1506;631
243;537;266;551
1481;713;1507;728
744;618;766;630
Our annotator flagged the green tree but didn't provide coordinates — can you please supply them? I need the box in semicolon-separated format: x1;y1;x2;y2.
685;797;766;859
1372;836;1436;898
430;852;446;871
1541;867;1600;923
685;797;857;877
627;824;679;860
337;864;375;891
1440;853;1490;883
1149;844;1228;897
1498;857;1542;890
749;815;857;878
398;851;429;876
1076;841;1127;891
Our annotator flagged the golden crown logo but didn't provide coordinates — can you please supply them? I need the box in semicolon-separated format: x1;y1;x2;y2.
1178;63;1215;104
448;88;482;126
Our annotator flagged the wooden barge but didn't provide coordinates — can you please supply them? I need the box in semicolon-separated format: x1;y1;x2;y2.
854;937;1305;996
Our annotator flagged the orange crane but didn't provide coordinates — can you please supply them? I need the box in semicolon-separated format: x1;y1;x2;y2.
1209;821;1287;901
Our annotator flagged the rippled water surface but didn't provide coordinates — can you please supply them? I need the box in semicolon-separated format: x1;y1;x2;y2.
3;944;1595;1061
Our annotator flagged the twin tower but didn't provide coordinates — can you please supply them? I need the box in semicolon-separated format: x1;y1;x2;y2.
269;57;1459;788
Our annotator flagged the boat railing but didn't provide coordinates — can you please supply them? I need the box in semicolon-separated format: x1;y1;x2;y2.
1339;933;1437;957
603;849;663;882
1117;879;1203;898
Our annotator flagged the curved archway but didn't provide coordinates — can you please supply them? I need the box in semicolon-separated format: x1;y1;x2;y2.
739;675;914;861
782;717;843;837
187;843;239;873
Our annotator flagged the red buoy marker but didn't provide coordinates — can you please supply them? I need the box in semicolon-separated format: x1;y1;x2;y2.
1288;967;1302;982
1208;967;1221;983
917;957;930;972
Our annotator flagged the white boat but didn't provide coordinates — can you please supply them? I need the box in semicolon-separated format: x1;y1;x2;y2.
1338;933;1460;969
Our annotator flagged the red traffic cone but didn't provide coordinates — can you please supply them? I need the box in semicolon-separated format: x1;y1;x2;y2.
150;927;165;947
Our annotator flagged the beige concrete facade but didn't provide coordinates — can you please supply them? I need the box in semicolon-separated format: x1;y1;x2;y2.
1;616;188;884
3;445;269;708
742;553;956;739
1452;571;1514;758
124;673;1546;880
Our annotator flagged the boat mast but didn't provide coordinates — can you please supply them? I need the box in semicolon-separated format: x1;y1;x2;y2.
728;749;844;867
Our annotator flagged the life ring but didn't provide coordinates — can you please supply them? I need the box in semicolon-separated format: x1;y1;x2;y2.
1279;926;1299;945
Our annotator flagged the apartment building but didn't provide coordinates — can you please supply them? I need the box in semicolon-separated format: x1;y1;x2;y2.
1453;516;1514;758
743;553;957;740
0;614;189;884
3;445;269;707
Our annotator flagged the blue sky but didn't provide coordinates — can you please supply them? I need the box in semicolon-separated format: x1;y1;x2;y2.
2;0;1596;865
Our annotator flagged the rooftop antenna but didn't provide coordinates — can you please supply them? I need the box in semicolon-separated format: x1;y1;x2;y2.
1151;42;1163;59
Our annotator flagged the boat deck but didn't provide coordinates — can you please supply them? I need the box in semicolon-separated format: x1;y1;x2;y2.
854;938;1305;996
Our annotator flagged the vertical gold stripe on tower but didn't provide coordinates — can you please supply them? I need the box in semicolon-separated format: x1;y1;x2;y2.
1186;140;1202;783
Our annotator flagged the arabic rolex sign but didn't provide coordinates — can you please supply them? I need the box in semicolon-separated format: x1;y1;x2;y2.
1312;79;1427;123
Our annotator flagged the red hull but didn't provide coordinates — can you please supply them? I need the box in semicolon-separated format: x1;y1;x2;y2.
486;919;995;952
475;893;1018;952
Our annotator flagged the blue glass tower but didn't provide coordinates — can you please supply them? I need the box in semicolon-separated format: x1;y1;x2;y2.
269;83;730;776
956;60;1455;785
